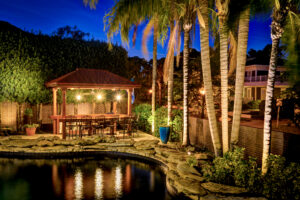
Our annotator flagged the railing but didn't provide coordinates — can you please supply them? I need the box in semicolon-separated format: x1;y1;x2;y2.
245;75;287;82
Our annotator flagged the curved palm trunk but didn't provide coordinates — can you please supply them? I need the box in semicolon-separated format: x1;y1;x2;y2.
220;22;229;153
152;21;158;134
199;0;222;156
262;0;290;175
182;23;192;146
230;7;250;148
261;38;279;174
167;24;175;126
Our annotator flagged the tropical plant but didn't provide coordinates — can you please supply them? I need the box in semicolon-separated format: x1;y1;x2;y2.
199;0;222;156
262;0;298;174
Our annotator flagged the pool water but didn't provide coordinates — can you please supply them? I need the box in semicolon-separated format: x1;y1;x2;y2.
0;157;173;200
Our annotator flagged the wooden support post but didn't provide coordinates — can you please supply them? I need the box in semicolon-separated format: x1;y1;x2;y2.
62;88;66;139
113;102;117;114
128;89;132;115
52;88;57;134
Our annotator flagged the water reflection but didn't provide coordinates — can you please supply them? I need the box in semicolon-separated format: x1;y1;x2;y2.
0;158;171;200
74;168;83;200
115;165;122;199
95;168;103;200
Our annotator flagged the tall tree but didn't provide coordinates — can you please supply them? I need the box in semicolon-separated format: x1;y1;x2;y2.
216;0;230;153
182;12;193;146
230;6;251;148
199;0;222;156
262;0;295;175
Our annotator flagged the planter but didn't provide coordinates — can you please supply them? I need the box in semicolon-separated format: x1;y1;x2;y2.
159;126;170;144
26;127;37;136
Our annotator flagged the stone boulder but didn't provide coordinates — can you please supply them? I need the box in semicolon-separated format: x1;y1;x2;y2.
36;140;55;147
201;182;248;195
177;162;201;176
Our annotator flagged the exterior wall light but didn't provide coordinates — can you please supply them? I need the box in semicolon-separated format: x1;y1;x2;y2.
200;88;205;95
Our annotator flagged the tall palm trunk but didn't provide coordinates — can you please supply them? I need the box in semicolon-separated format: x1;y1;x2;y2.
230;7;250;148
167;23;175;126
220;22;229;153
199;0;222;156
152;20;158;134
262;0;290;175
261;39;279;174
182;23;192;146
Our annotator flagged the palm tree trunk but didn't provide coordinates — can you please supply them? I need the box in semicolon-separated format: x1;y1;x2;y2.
182;23;192;146
152;20;158;134
262;38;279;174
199;0;222;156
230;7;250;148
167;23;175;126
220;22;229;153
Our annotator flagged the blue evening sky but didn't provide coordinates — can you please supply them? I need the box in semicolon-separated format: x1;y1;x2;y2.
0;0;272;60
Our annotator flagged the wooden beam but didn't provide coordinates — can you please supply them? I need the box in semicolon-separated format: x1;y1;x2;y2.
62;89;66;116
52;88;57;134
128;89;132;115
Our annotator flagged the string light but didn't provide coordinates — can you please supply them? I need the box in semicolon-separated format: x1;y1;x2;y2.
199;88;205;95
76;95;81;100
116;94;121;101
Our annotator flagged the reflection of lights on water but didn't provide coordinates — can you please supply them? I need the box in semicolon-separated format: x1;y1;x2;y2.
115;165;122;199
149;170;155;192
74;168;83;200
95;168;103;200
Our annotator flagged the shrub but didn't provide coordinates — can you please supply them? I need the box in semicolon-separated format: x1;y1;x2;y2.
149;107;182;141
133;104;152;133
187;156;198;167
263;154;300;200
247;100;261;109
202;148;300;199
202;148;262;193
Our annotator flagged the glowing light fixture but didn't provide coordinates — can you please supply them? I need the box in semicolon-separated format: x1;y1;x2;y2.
116;94;121;101
149;89;152;94
199;88;205;95
76;95;81;100
97;94;102;100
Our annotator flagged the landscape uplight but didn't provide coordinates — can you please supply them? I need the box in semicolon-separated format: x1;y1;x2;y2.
200;88;205;95
76;95;81;100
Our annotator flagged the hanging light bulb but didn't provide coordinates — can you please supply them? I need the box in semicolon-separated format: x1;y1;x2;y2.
116;94;121;101
97;94;102;100
76;95;81;100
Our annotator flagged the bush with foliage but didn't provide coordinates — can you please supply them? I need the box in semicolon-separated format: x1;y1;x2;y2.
133;104;152;133
148;106;182;142
202;148;300;199
202;148;262;193
134;103;182;142
247;100;261;109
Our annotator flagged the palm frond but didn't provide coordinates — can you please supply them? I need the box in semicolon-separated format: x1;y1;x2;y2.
142;19;154;59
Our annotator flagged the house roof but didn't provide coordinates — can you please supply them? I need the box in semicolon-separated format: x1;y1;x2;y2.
46;68;141;89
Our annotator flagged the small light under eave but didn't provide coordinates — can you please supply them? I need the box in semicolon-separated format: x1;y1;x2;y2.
97;94;102;100
149;89;152;94
76;95;81;100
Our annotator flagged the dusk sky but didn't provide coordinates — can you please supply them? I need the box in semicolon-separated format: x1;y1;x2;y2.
0;0;273;59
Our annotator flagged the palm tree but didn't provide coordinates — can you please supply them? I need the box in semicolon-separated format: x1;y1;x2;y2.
262;0;294;175
199;0;222;156
230;6;251;148
216;0;230;153
182;12;193;146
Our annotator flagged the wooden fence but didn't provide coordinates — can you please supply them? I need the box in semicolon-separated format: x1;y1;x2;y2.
189;116;300;163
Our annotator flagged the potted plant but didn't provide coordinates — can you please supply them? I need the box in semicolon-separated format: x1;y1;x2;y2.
24;124;39;136
159;126;170;144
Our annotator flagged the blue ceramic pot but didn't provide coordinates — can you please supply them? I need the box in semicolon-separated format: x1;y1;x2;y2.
159;126;170;144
